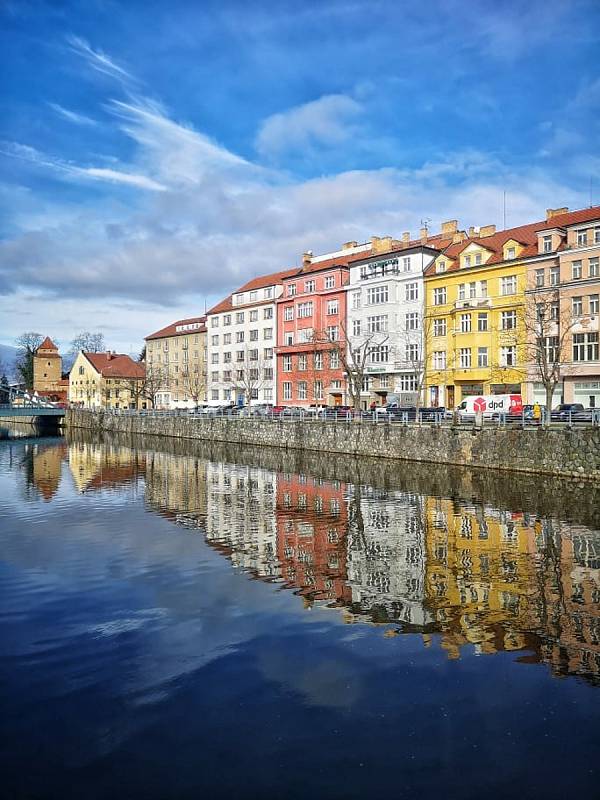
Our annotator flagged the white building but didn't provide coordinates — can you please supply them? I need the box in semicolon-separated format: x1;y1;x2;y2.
346;233;448;408
206;268;298;406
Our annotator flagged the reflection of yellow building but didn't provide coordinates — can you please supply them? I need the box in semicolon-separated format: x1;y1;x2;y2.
32;443;67;500
424;496;539;658
144;450;208;527
68;441;145;493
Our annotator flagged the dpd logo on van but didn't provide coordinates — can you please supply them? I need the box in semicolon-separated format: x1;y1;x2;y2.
473;397;487;412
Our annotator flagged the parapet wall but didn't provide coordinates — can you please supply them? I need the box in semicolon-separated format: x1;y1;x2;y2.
65;410;600;480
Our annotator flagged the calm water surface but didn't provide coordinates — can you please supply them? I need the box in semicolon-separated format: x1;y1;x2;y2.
1;426;599;799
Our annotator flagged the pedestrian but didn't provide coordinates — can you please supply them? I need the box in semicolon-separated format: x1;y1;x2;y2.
533;402;541;422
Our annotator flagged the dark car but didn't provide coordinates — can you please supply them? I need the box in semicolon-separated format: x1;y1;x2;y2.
551;403;590;422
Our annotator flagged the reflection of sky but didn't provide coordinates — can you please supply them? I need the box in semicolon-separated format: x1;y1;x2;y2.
1;438;600;800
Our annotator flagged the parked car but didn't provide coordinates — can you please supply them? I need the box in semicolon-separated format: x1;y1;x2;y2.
551;403;590;421
318;405;353;419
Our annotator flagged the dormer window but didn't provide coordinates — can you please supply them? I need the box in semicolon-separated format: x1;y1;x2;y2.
474;253;482;265
464;255;472;267
506;247;516;260
249;291;258;302
288;284;297;297
543;235;552;253
577;229;588;246
436;261;446;273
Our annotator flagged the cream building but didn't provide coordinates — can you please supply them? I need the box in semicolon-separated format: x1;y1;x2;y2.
145;316;207;409
68;351;146;409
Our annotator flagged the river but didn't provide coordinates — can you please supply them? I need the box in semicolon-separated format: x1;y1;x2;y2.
1;424;599;799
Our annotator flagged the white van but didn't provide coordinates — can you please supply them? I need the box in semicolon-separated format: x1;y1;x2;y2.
456;394;523;418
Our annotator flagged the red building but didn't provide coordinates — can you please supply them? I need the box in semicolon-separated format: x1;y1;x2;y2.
276;244;373;407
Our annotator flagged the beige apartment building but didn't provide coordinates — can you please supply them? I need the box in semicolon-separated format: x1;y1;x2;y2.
145;316;207;409
523;206;600;408
68;351;146;409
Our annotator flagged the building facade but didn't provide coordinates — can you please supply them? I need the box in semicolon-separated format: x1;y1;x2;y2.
68;351;146;409
145;316;207;409
206;269;297;406
33;337;67;401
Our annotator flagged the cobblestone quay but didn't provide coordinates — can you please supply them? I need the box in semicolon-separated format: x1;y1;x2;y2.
66;410;600;480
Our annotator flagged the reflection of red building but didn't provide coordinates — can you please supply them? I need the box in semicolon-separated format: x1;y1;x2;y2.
275;473;352;605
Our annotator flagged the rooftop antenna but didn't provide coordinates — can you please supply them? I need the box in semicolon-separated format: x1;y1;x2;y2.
420;218;431;232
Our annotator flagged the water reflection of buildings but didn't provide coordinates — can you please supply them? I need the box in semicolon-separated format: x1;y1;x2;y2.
68;441;146;493
205;462;278;578
144;450;207;529
346;487;433;627
275;473;351;606
31;442;67;500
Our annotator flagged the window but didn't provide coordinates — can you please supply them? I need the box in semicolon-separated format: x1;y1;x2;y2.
459;348;471;368
303;280;315;293
544;336;559;363
265;286;273;299
573;333;599;362
469;282;477;299
211;353;219;364
500;346;517;367
500;275;517;295
326;325;339;341
263;387;273;401
433;287;447;305
543;235;552;253
236;312;245;324
298;354;307;371
573;334;585;361
398;374;418;391
501;310;517;330
595;227;600;244
535;269;545;288
403;257;411;272
474;253;482;266
572;296;583;316
480;280;488;297
284;306;294;321
589;257;599;278
351;292;361;310
223;351;232;363
550;301;559;322
223;370;232;382
263;307;273;320
572;260;583;280
506;247;516;260
325;275;335;289
460;313;471;333
458;283;466;301
405;312;420;330
211;389;219;401
405;282;418;301
264;348;273;359
283;355;292;372
550;266;560;286
313;352;323;370
283;382;292;400
588;333;599;361
234;293;244;305
249;349;259;361
436;261;446;274
250;329;258;341
379;375;389;388
236;331;245;343
264;328;273;340
298;328;314;343
223;333;231;345
405;343;420;362
314;380;323;400
285;332;294;346
249;309;258;322
352;319;361;336
367;285;389;304
327;299;339;315
433;318;447;336
287;284;297;297
211;317;219;328
296;381;307;400
433;351;446;369
236;351;245;362
369;345;389;363
577;229;588;246
464;255;472;268
223;314;231;326
477;347;488;367
590;294;599;315
211;335;219;346
367;315;388;333
297;302;313;318
329;351;340;369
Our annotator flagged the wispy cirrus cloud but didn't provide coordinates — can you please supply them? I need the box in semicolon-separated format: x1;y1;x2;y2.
48;102;98;127
66;34;137;86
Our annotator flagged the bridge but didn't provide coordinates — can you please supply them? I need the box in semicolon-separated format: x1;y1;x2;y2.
0;387;66;418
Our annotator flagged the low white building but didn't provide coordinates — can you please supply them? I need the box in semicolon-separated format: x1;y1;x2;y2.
206;268;298;406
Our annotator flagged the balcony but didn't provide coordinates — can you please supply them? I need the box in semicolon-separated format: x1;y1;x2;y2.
454;297;491;309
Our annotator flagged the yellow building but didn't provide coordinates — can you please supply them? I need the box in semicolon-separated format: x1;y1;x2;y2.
68;351;146;410
145;316;207;409
424;223;532;408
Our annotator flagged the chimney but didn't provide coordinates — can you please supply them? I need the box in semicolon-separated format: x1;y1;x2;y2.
302;250;313;267
106;351;112;361
453;231;467;243
479;224;496;238
468;226;479;238
342;240;358;250
420;227;428;242
441;220;458;236
402;231;410;245
546;207;568;221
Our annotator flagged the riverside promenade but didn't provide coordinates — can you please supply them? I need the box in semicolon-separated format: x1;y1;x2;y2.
66;409;600;480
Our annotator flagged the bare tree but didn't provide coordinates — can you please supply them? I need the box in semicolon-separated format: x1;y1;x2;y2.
15;332;44;389
181;362;208;406
70;331;105;354
523;289;576;425
142;363;168;408
398;313;435;415
227;348;267;405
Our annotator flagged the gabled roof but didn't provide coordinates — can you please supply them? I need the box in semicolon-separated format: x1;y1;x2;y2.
37;336;58;352
146;316;207;341
82;352;145;379
207;267;299;316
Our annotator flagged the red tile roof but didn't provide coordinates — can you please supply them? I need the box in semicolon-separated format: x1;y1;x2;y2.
37;336;59;352
207;267;299;316
146;316;207;341
424;205;600;277
83;352;145;379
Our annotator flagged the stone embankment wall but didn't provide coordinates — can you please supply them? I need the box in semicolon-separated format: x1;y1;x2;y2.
66;409;600;479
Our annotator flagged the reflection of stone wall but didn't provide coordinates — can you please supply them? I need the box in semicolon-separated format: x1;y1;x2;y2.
67;410;600;479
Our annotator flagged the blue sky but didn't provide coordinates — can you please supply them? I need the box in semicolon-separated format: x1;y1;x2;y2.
1;0;599;353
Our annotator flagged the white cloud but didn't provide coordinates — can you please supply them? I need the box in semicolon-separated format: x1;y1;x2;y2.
48;103;98;127
78;167;166;191
256;94;363;158
66;34;137;86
